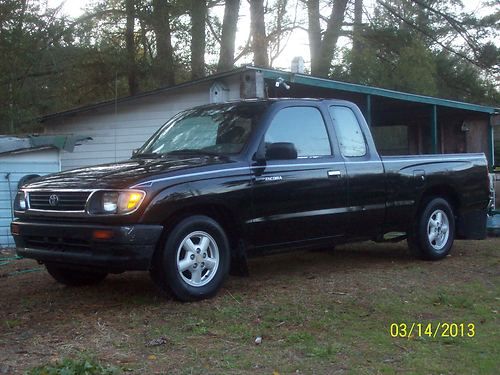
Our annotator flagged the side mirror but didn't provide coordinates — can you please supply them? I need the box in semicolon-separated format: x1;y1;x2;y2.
265;142;298;160
132;149;139;157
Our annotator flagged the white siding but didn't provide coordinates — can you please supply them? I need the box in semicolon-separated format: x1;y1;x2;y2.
44;77;242;171
0;149;60;247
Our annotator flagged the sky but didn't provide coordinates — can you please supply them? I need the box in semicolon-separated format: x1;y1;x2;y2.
46;0;490;72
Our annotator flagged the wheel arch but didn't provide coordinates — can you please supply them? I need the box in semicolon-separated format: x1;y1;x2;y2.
149;203;236;301
417;184;461;217
156;202;243;254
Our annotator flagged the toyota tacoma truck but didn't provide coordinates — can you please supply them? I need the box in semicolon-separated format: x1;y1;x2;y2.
11;99;490;301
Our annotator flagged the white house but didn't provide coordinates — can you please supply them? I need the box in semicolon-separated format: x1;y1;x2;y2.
41;69;248;171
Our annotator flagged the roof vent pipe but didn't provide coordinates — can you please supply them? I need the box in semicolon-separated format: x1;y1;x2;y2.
291;56;305;74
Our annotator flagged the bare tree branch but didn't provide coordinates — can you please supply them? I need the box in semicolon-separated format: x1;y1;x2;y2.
376;0;497;73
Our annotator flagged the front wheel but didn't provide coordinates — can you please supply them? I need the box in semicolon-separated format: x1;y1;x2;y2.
408;197;455;260
45;264;108;286
151;215;230;301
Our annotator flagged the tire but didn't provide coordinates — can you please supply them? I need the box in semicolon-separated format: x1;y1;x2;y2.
407;197;455;260
151;215;230;302
45;264;107;286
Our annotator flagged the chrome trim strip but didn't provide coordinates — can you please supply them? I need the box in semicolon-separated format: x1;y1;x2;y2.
388;200;415;207
15;208;87;218
266;162;345;167
246;203;387;224
26;208;86;214
132;167;253;187
23;188;97;192
381;157;484;163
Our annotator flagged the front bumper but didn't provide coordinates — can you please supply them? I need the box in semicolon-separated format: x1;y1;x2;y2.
11;221;163;271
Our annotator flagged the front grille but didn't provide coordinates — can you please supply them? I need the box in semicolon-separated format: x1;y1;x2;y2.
28;191;91;211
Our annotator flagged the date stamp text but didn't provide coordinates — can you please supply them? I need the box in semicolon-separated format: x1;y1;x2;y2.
389;322;475;339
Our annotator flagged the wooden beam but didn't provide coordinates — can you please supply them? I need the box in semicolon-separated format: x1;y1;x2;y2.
366;95;372;127
431;105;438;153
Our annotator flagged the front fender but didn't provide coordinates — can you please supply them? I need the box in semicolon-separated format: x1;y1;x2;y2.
139;174;254;229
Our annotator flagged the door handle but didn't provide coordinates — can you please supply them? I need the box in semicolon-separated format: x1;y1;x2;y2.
327;170;342;178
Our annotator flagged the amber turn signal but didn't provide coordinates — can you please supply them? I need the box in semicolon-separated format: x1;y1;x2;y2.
92;230;114;240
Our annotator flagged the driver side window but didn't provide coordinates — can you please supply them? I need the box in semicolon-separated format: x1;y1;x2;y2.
264;106;332;157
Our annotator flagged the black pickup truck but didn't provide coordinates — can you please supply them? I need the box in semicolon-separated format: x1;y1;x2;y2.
11;99;490;301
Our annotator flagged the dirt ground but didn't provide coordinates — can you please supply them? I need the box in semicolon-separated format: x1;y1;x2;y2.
0;238;498;374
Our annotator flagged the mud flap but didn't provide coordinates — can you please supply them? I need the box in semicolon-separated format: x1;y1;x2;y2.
456;209;487;240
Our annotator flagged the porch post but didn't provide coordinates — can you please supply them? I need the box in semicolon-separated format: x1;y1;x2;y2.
431;105;438;153
366;94;372;127
488;115;494;170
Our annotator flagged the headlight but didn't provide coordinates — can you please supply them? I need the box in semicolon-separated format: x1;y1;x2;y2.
87;190;145;215
13;191;28;211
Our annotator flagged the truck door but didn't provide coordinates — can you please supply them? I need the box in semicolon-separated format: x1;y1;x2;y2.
249;105;348;247
328;105;386;239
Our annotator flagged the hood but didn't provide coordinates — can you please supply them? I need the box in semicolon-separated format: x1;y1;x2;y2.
24;156;230;190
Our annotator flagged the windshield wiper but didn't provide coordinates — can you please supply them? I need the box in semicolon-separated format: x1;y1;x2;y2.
131;152;162;159
166;149;220;157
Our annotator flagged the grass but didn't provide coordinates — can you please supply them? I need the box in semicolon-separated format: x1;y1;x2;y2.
0;238;498;374
27;357;120;375
127;277;497;374
4;319;21;329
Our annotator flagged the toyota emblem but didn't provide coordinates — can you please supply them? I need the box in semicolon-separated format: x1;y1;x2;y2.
48;194;59;207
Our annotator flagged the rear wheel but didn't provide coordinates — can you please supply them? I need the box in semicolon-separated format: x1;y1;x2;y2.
45;264;107;286
150;215;230;301
408;197;455;260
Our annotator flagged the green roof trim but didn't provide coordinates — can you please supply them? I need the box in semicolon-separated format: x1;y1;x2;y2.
251;66;499;114
40;65;498;123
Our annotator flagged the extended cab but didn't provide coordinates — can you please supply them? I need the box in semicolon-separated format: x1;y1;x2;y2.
11;99;490;301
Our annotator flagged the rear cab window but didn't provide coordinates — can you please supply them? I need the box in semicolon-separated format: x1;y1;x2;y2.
329;106;367;157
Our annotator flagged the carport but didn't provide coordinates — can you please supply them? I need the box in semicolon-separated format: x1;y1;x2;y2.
248;67;498;169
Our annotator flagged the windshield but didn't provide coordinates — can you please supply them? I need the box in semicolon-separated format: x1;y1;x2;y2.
136;102;267;157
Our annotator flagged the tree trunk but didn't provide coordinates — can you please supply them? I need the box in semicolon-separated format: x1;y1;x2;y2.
352;0;363;54
351;0;364;80
307;0;322;75
137;2;153;62
190;0;207;79
249;0;268;67
217;0;240;72
308;0;349;77
125;0;139;95
152;0;175;86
